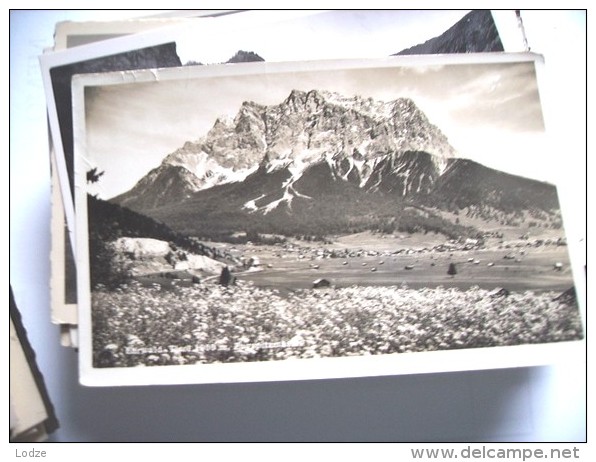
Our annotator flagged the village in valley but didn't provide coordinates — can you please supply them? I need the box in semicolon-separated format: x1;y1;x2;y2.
89;207;582;369
218;226;572;293
92;227;582;369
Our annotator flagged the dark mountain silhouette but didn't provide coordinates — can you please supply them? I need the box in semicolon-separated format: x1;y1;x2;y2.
226;50;265;63
185;49;265;66
140;152;558;240
395;10;504;55
425;158;560;213
142;161;475;240
88;194;215;259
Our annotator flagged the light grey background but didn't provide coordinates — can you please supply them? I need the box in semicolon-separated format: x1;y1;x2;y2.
9;10;587;443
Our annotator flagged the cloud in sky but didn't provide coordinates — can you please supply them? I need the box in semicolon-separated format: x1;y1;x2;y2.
392;61;544;133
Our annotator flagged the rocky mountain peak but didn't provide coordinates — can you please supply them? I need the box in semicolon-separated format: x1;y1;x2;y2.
395;10;504;55
114;89;459;213
280;89;327;113
391;97;419;115
226;50;265;63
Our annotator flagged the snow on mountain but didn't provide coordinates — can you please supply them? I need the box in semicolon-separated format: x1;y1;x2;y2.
364;151;440;196
111;163;207;210
245;89;456;212
261;89;455;176
113;89;457;214
163;139;259;190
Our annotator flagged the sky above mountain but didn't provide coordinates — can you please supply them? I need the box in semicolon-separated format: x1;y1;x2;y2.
176;10;471;64
83;58;547;200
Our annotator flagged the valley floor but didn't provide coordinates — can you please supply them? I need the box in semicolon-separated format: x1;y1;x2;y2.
90;228;582;369
220;231;576;293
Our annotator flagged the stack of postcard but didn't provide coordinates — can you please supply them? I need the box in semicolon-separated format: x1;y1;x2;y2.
39;10;585;387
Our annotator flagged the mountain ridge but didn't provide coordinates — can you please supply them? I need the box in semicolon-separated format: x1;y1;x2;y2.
395;10;504;55
144;154;557;237
113;88;457;212
111;87;560;241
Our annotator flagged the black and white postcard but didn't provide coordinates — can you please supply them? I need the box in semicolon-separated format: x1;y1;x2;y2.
72;53;583;386
46;10;526;346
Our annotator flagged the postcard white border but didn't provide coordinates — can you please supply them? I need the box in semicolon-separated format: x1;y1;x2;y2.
72;53;585;387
